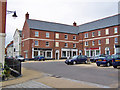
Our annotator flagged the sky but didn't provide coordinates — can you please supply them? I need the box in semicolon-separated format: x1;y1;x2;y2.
6;0;119;46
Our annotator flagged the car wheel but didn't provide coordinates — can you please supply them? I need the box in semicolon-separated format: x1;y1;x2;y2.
73;61;76;65
97;64;100;66
106;62;110;67
113;66;117;68
85;60;87;64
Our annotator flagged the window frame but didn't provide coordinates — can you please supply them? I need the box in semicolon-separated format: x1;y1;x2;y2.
106;38;109;44
114;27;118;34
35;41;39;46
46;32;50;38
65;43;68;47
73;36;76;40
46;42;49;47
64;34;68;39
92;32;95;37
105;29;109;35
84;33;88;38
35;31;39;37
56;33;59;39
98;31;101;36
85;41;88;46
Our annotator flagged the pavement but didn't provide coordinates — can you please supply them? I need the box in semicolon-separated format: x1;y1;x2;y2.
1;60;118;88
1;67;103;88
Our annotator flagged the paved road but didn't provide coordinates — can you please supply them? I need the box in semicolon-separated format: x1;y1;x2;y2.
23;61;119;88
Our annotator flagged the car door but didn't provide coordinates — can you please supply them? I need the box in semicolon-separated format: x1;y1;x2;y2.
77;55;81;63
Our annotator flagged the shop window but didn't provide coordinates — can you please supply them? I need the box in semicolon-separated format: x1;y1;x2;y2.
73;51;76;56
86;51;89;57
34;51;38;57
96;50;100;55
47;52;51;58
62;51;66;57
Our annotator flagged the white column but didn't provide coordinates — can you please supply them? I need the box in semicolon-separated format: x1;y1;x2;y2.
89;50;91;57
45;51;47;58
38;50;40;56
95;50;96;56
32;48;34;58
0;33;6;66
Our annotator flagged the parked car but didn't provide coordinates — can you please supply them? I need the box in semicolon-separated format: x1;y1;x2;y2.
112;54;120;68
96;55;113;67
90;54;107;62
65;55;88;65
16;55;25;62
34;55;45;61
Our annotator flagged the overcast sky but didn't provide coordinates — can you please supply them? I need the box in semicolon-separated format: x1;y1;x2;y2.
6;0;119;46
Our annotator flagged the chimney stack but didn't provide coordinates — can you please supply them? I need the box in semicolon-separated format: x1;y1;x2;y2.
73;21;77;26
25;12;29;20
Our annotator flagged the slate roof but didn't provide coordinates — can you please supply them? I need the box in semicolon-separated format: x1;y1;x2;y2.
27;19;79;34
26;14;119;34
78;14;119;33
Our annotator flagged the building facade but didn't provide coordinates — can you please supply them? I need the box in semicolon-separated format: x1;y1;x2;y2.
13;29;22;57
22;13;120;59
6;41;13;56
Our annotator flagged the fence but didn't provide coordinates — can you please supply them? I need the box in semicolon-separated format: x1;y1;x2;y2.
5;58;21;77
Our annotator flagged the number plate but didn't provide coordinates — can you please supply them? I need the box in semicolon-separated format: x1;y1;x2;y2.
115;60;120;62
98;59;102;61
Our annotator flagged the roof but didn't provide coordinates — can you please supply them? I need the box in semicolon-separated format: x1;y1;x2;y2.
27;19;79;34
26;14;119;34
78;14;119;32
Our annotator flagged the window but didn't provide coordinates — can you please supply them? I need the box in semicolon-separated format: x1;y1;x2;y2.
46;42;49;46
85;41;88;46
35;31;39;37
98;31;101;36
92;32;95;37
56;33;59;39
106;39;109;44
73;43;76;48
65;35;68;39
34;51;38;57
65;43;68;47
92;41;95;46
114;27;118;34
73;36;76;40
55;42;59;47
96;50;100;55
115;38;118;43
86;51;89;57
62;51;66;57
25;52;28;58
35;41;38;46
98;40;101;45
22;42;24;47
47;52;51;58
46;33;49;38
22;34;24;38
106;29;109;35
84;33;88;38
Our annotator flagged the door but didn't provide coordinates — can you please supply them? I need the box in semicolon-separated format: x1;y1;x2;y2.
56;53;58;60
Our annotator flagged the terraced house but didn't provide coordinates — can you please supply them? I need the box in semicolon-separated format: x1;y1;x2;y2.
21;12;120;59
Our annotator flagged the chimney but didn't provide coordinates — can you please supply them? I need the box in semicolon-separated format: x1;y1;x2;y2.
25;12;29;20
73;21;77;26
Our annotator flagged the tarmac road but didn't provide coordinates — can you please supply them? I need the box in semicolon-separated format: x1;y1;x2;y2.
23;60;119;88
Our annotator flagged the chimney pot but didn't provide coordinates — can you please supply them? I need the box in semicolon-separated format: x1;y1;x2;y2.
73;21;77;26
25;12;29;20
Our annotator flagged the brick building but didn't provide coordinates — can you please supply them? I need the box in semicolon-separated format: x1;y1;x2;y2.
22;12;120;59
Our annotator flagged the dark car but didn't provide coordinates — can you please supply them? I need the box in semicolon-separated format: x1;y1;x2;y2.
5;56;15;59
16;55;25;62
96;55;113;67
90;54;107;62
65;55;88;65
34;55;45;61
112;54;120;68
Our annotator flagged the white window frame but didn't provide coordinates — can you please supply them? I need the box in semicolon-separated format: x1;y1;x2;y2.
55;42;59;47
35;31;39;37
46;42;49;47
85;41;88;46
35;41;39;46
73;43;76;48
92;41;95;46
114;27;118;34
115;37;118;43
65;35;68;39
84;33;88;38
98;31;101;36
98;40;101;45
105;29;109;35
46;32;50;38
73;36;76;40
106;38;109;44
56;33;59;39
65;43;68;47
92;32;95;37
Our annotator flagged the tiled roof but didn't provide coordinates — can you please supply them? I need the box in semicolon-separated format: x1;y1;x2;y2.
27;19;79;34
27;14;119;34
78;14;119;32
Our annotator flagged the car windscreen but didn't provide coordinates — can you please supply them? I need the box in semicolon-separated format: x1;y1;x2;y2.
113;55;120;59
72;55;78;59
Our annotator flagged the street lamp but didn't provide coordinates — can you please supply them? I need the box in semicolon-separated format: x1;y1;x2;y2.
7;10;18;17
